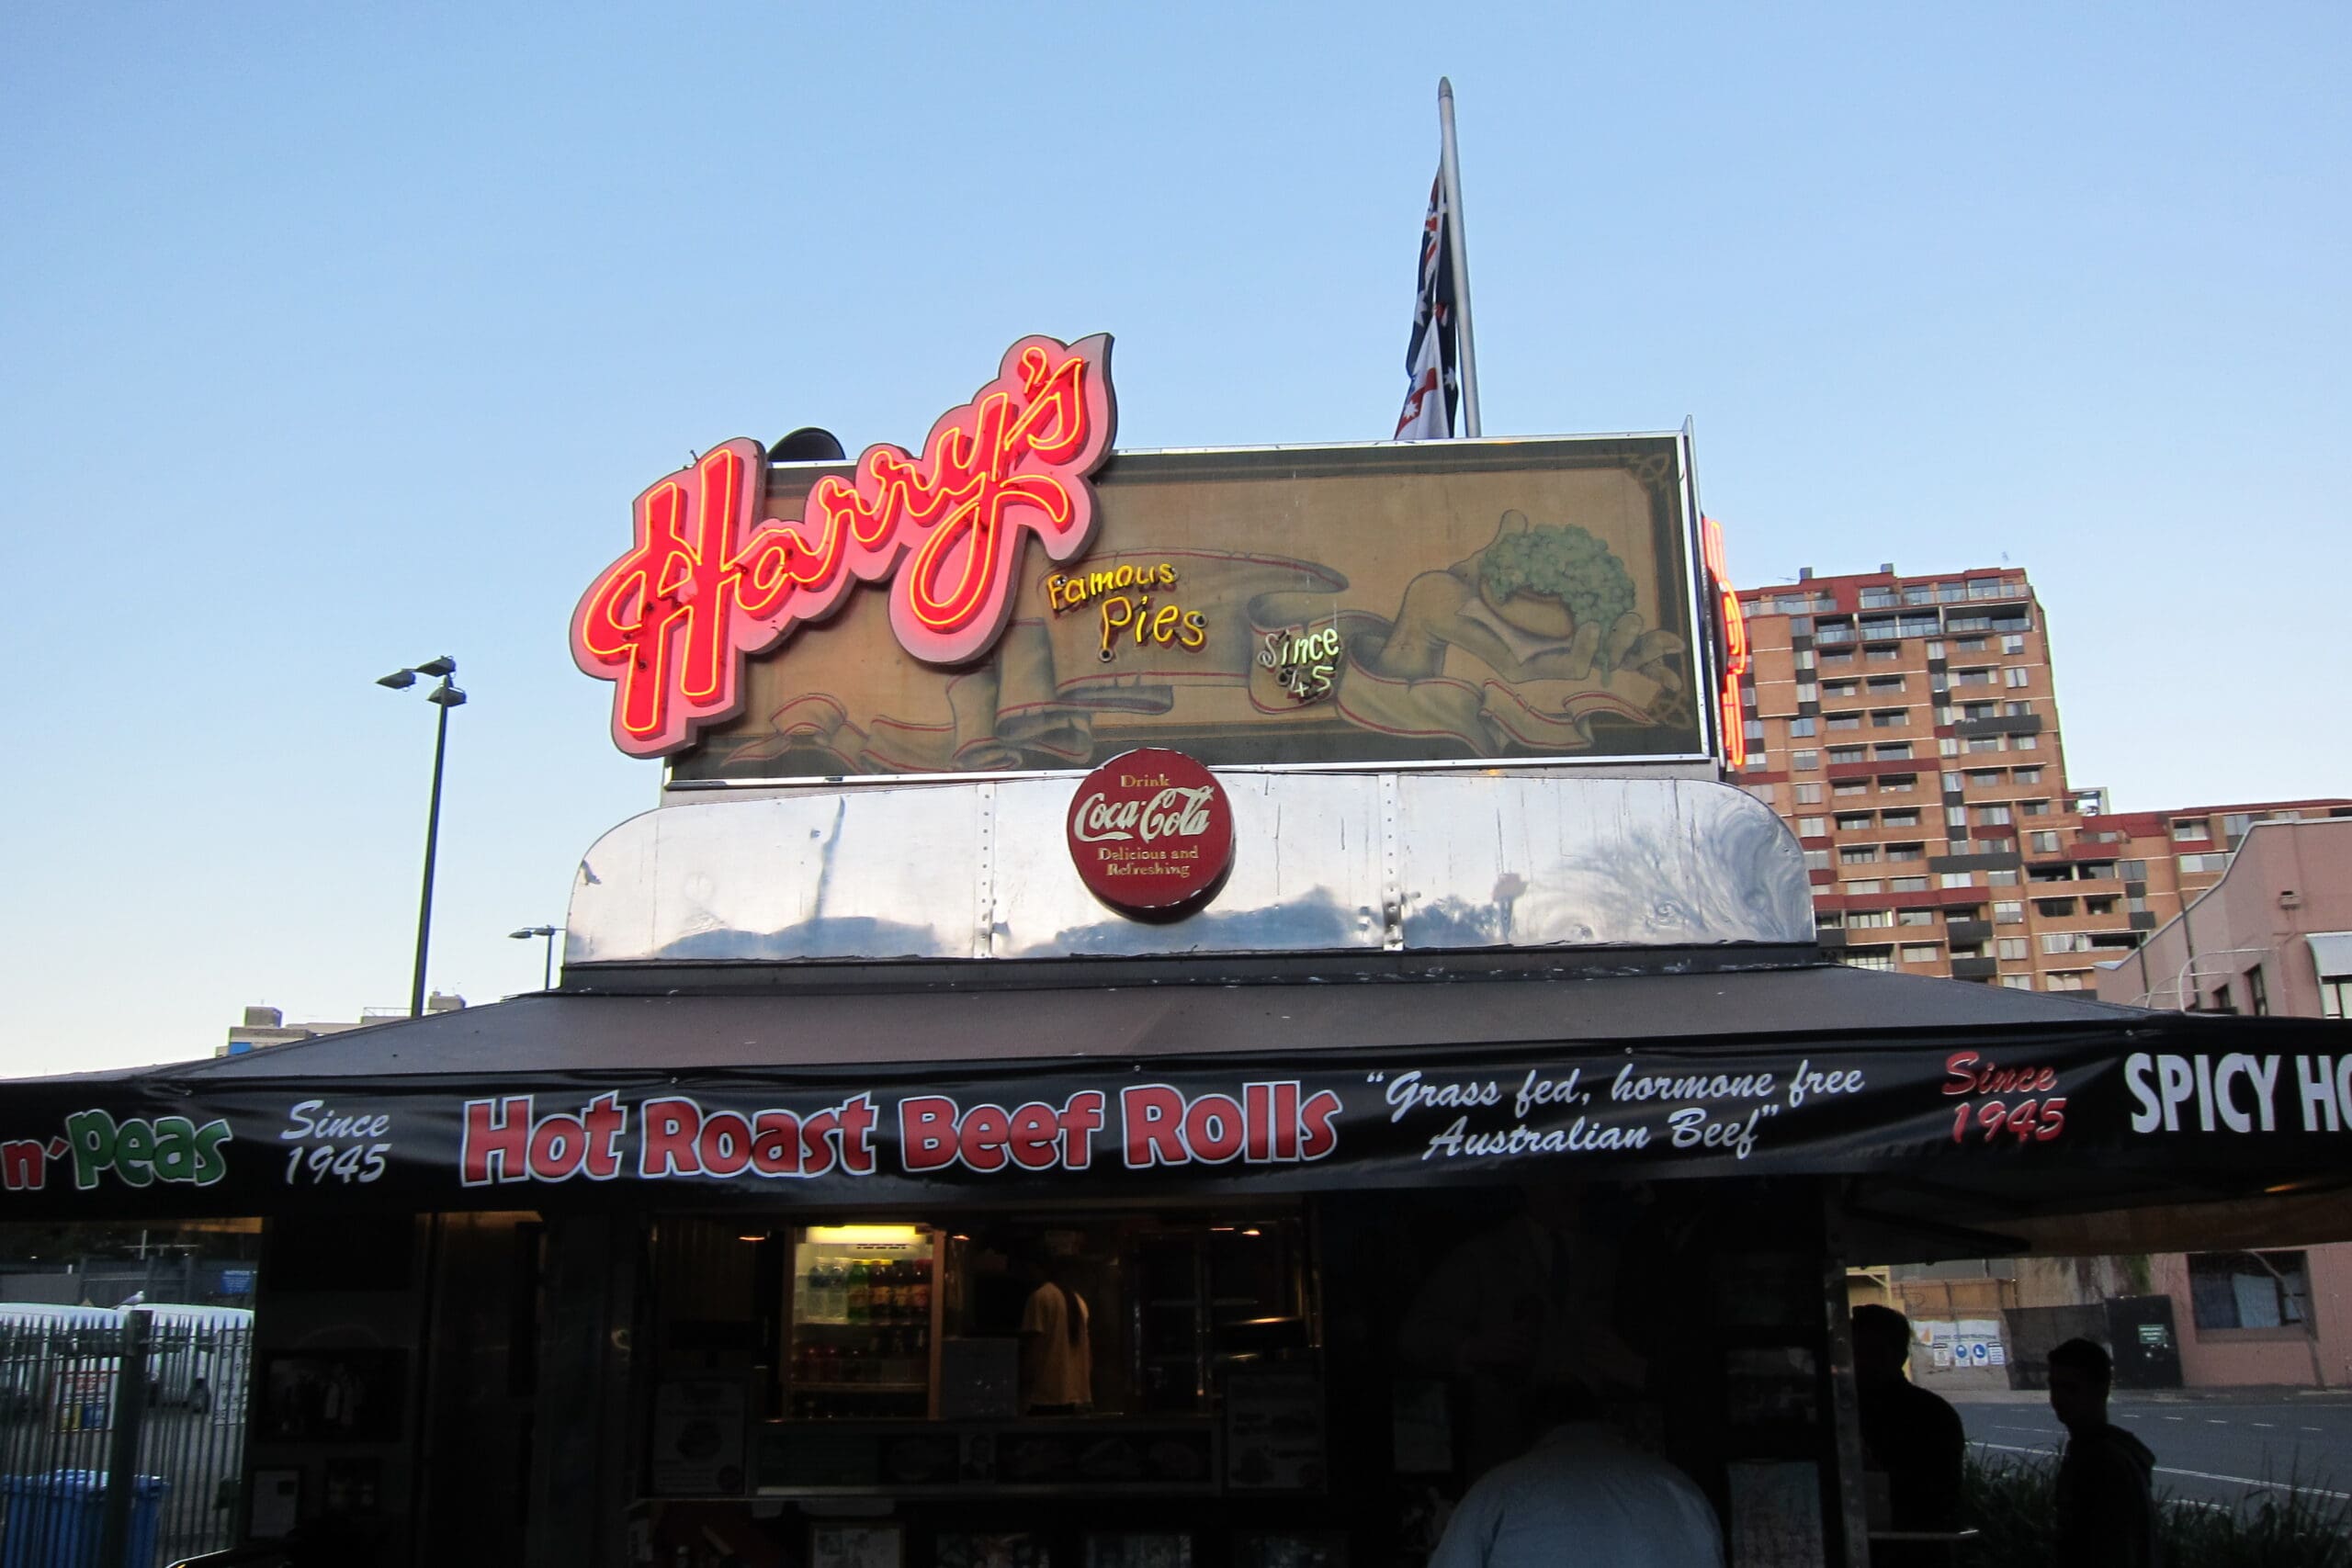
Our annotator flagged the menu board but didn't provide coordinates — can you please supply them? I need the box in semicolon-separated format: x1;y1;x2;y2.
1224;1370;1326;1490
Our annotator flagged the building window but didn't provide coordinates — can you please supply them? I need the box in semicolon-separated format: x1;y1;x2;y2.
2188;1251;2311;1331
1939;738;1962;757
1975;806;2013;827
1745;750;1770;771
1868;676;1906;694
1999;975;2034;990
1953;667;1995;687
1835;781;1871;797
2178;852;2233;874
1871;710;1909;728
2045;972;2089;992
1995;901;2023;923
1889;875;1929;892
1849;909;1894;929
1840;845;1881;864
2085;896;2119;916
1882;775;1917;795
1947;807;1970;829
2173;819;2211;841
1997;938;2029;962
1846;879;1883;895
1794;649;1815;671
1741;684;1759;709
2013;734;2039;751
1867;645;1902;663
1924;638;1945;659
2247;966;2268;1017
1798;818;1827;838
1860;588;1899;609
1826;714;1862;732
1795;683;1819;705
2035;897;2078;918
1885;841;1926;861
1746;784;1777;807
2030;830;2062;854
1883;811;1921;828
1744;718;1766;740
1874;742;1914;761
1835;812;1874;830
1790;716;1818;738
2013;767;2042;784
1827;746;1866;765
2120;859;2147;882
2323;977;2349;1021
1803;850;1831;872
2002;701;2032;717
1795;783;1823;805
1897;908;1936;926
2020;799;2051;817
1823;681;1860;699
1987;869;2019;886
2002;634;2025;654
1901;945;1939;964
2041;932;2094;954
1941;872;1976;889
1792;750;1819;772
2004;667;2031;688
1840;949;1896;972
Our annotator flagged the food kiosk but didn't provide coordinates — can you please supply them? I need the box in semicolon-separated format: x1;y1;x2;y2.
7;333;2352;1568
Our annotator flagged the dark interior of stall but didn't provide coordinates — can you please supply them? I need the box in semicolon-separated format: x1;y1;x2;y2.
629;1177;1856;1568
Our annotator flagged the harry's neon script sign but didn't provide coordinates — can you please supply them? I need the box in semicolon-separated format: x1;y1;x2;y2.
571;333;1118;758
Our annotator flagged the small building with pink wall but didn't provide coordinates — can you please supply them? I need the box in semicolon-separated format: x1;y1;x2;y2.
2104;817;2352;1387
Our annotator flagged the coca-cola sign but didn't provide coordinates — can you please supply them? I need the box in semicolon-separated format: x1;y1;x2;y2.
1065;749;1235;917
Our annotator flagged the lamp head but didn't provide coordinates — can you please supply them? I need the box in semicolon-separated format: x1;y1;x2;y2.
414;655;458;678
426;682;467;709
376;670;418;690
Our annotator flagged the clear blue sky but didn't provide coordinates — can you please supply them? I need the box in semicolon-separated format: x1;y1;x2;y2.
4;3;2345;1073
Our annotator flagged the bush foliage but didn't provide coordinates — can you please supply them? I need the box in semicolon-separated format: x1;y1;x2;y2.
1963;1452;2352;1568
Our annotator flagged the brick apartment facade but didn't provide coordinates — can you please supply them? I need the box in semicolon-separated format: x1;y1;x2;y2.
1732;565;2350;991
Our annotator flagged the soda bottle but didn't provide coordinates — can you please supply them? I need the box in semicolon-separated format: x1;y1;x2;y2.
846;1259;870;1324
910;1258;932;1322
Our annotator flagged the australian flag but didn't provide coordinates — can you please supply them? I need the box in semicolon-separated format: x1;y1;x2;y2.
1395;171;1459;440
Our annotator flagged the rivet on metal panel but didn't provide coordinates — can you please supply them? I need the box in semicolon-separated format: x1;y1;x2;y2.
976;782;998;959
1379;773;1404;951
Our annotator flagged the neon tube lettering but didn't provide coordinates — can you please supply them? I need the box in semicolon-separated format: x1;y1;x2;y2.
572;334;1117;757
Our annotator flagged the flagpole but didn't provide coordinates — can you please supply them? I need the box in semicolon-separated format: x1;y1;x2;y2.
1437;76;1483;437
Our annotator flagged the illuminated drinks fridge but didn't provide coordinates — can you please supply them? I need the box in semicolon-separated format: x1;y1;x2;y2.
788;1226;938;1420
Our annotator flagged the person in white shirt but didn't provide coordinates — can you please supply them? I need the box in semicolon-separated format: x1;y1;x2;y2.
1018;1253;1091;1414
1428;1382;1724;1568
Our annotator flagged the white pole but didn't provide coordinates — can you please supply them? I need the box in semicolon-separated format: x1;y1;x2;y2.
1437;76;1483;437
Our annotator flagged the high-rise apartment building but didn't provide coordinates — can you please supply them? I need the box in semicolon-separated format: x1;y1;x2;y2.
1732;565;2348;990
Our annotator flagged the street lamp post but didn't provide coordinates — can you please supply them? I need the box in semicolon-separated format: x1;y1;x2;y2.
378;657;466;1019
509;925;562;990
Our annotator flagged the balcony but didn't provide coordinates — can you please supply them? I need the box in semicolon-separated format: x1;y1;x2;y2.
1954;714;2044;739
1946;919;1994;945
1951;957;1999;979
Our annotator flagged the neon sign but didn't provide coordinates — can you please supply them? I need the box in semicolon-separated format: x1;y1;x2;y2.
1701;517;1748;770
571;333;1118;758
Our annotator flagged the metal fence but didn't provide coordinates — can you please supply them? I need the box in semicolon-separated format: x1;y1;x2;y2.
0;1315;247;1567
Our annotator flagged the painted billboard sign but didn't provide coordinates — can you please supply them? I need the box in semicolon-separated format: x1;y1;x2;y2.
568;334;1715;775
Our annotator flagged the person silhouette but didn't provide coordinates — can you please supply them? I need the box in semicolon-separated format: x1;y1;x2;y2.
2048;1337;2159;1568
1851;1304;1964;1555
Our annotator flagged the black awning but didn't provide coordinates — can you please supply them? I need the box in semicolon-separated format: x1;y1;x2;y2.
0;960;2346;1226
157;959;2148;1079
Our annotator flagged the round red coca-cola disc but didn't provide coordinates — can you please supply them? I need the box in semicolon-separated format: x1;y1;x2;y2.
1065;749;1236;917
